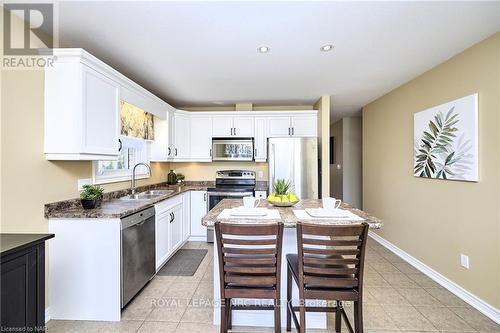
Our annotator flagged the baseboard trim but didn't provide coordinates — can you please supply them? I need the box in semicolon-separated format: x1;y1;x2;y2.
368;231;500;325
188;235;207;242
45;307;50;323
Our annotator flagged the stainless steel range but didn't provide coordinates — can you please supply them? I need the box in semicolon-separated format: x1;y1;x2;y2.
206;170;256;242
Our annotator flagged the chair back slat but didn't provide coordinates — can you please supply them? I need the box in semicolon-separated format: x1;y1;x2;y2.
215;222;284;298
297;222;369;292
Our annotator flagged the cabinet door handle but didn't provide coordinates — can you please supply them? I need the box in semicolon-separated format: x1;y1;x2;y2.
169;212;173;222
233;127;236;136
292;127;295;136
254;148;257;156
230;128;233;136
168;147;171;156
172;212;175;221
118;139;122;152
175;148;178;156
209;149;212;157
288;127;291;136
204;193;207;201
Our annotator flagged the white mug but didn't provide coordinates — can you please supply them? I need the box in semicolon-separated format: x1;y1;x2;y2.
323;197;342;210
243;196;260;209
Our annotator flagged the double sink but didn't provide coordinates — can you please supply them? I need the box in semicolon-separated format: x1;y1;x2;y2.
120;189;174;201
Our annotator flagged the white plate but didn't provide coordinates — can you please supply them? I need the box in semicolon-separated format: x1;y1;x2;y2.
230;208;268;217
305;208;350;218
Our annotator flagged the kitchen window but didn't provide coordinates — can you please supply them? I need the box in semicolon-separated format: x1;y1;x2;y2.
93;136;150;184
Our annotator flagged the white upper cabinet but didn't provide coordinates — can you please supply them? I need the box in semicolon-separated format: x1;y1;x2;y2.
290;115;317;137
212;115;254;137
190;116;213;161
172;113;190;161
233;116;254;137
267;114;317;138
254;117;268;162
45;49;173;161
45;57;120;160
81;66;120;156
212;116;233;137
150;115;169;162
268;117;292;137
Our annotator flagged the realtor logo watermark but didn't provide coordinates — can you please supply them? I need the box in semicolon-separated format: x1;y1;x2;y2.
2;2;57;69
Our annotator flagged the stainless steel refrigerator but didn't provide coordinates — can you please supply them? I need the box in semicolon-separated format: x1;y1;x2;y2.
268;137;319;199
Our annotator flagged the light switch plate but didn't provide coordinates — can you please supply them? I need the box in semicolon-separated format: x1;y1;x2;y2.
460;254;469;269
78;178;92;191
258;171;264;179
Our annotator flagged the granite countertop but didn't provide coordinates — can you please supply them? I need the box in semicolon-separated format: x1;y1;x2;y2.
202;199;382;229
1;233;55;257
45;182;213;219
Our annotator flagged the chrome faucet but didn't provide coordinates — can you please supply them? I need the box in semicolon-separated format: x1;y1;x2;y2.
131;163;151;195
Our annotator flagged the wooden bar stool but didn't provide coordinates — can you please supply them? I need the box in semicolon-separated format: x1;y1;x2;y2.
286;222;369;333
215;222;284;333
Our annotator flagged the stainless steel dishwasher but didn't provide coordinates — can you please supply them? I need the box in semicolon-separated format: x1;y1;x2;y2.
121;206;156;307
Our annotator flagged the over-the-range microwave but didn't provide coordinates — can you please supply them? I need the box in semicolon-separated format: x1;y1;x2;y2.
211;138;254;161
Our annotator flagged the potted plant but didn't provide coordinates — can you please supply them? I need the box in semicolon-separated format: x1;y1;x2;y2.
267;179;299;207
80;184;104;210
176;173;185;184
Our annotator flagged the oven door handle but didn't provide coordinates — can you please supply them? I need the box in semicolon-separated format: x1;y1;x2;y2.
208;192;254;197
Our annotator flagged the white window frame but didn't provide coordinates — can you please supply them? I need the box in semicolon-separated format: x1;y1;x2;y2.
92;136;151;185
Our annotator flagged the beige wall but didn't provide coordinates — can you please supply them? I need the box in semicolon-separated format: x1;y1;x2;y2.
363;33;500;308
330;120;343;198
342;117;362;208
171;162;268;182
314;96;330;197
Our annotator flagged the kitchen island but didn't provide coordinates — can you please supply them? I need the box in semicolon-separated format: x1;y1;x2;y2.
202;199;382;329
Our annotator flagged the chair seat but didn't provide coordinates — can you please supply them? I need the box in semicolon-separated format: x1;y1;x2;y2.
286;254;357;294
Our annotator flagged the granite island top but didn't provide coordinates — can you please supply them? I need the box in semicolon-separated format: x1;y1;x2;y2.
202;199;382;229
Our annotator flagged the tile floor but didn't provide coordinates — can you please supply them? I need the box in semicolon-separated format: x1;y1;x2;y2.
47;239;500;333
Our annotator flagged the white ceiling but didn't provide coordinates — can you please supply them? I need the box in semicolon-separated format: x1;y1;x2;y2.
55;1;500;121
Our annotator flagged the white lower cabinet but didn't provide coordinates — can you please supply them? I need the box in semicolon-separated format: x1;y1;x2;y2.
155;190;208;270
155;195;184;271
182;192;191;242
169;203;184;253
255;190;267;199
189;191;208;241
155;209;171;270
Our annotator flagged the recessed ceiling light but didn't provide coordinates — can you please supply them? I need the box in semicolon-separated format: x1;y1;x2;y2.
320;44;334;52
258;46;270;53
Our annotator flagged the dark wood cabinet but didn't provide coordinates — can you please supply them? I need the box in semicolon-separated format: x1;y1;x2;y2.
1;234;54;331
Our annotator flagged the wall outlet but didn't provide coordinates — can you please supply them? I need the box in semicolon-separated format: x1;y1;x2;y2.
258;171;264;179
78;178;92;191
460;254;469;269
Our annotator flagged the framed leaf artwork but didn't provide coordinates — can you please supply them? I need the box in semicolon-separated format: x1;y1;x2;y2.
413;93;478;182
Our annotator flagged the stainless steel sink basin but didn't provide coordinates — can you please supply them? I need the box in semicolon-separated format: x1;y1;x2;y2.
120;189;174;201
142;190;174;196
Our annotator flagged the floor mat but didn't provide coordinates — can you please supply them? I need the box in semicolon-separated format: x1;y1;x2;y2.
157;249;208;276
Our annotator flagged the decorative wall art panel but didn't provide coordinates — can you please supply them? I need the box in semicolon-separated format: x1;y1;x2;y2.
120;101;154;140
414;94;478;182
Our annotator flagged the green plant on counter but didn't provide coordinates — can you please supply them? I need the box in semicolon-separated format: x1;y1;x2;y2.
272;179;290;195
80;184;104;200
176;173;185;183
